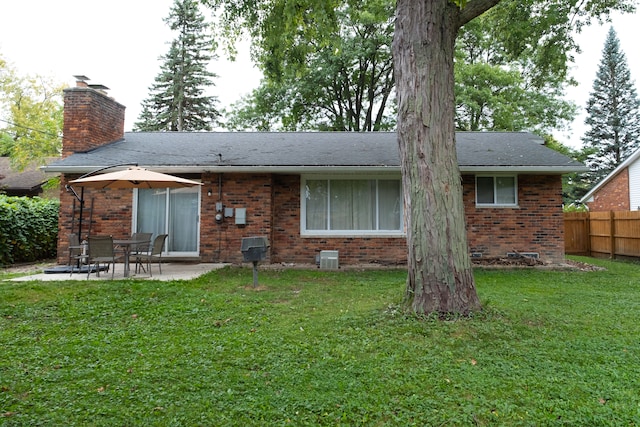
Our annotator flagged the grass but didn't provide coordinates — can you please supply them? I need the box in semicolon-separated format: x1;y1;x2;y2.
1;257;640;425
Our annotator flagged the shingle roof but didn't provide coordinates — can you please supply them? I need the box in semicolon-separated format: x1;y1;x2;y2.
0;157;58;196
44;131;586;174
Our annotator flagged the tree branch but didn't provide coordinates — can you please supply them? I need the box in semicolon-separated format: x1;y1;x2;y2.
458;0;502;27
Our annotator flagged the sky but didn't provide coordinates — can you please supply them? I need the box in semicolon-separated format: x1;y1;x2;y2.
0;1;638;148
0;0;261;131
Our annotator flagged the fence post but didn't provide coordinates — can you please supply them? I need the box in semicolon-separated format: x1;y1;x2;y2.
586;212;591;257
609;210;615;259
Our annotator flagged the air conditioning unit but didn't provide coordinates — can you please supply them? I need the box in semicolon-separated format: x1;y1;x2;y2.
319;250;339;270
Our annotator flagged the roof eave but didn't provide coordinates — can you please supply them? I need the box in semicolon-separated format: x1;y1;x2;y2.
42;165;402;175
459;165;588;174
43;164;587;175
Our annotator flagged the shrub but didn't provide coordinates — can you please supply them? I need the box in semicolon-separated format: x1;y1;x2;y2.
0;195;59;266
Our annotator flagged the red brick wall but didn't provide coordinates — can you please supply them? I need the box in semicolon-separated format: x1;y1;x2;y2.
57;172;566;265
463;174;565;263
585;169;630;212
201;174;564;265
62;87;125;157
57;175;136;263
199;172;273;264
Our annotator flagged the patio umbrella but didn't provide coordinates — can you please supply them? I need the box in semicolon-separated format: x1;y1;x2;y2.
69;167;202;189
67;167;202;242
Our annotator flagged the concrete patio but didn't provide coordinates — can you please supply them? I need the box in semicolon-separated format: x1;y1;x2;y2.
5;262;229;282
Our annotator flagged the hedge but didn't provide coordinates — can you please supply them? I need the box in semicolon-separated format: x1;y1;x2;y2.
0;195;60;266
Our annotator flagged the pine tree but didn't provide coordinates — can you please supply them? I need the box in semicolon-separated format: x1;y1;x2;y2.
583;27;640;181
134;0;219;131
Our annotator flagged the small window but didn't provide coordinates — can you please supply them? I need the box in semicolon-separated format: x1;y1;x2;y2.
476;175;517;206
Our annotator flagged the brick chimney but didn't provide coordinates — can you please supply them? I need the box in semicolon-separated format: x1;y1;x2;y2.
62;76;126;157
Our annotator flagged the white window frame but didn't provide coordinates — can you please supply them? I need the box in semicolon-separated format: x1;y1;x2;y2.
301;174;405;237
475;175;518;207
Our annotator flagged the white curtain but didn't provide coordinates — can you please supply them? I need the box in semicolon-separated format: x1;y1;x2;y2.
330;180;375;230
136;186;199;253
305;180;328;230
378;180;401;230
496;177;516;204
169;187;198;252
305;179;402;232
137;189;167;238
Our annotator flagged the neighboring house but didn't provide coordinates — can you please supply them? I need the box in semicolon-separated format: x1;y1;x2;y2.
44;81;586;266
0;157;58;197
581;147;640;212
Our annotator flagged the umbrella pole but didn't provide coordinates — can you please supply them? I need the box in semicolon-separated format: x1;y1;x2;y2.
78;187;84;239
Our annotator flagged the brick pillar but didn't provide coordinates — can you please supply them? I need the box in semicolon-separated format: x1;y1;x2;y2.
62;82;126;157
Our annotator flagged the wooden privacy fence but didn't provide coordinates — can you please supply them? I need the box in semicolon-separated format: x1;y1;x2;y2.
565;211;640;258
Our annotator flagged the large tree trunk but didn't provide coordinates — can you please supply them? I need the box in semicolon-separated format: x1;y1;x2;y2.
393;0;481;315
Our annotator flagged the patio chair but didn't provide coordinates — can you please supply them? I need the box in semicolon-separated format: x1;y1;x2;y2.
129;232;152;257
134;234;168;277
86;235;117;279
68;233;86;276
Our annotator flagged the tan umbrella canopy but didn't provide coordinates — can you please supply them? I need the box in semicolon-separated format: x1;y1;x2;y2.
69;167;202;189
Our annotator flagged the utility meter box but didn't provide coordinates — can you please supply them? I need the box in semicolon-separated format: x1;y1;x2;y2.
235;208;247;225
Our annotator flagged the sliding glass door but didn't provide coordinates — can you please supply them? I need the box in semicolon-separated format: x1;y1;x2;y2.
134;186;200;256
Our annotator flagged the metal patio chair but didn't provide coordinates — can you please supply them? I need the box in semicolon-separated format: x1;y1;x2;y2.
134;234;168;277
68;233;86;276
86;235;117;279
128;232;152;258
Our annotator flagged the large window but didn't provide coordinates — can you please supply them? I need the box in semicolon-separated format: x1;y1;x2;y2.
302;177;403;235
134;186;201;256
476;175;517;206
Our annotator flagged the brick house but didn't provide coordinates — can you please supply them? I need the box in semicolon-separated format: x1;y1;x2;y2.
581;147;640;212
44;82;586;266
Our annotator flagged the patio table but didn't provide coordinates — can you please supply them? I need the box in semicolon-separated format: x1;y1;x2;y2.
113;238;150;277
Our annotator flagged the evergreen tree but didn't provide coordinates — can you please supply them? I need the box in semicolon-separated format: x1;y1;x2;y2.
134;0;219;131
583;27;640;181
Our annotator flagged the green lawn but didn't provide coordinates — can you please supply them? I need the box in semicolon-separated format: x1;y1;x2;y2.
1;257;640;426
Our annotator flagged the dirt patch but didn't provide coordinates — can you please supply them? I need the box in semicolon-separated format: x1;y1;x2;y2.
472;256;605;271
241;285;269;291
471;256;543;267
559;259;606;272
1;260;57;274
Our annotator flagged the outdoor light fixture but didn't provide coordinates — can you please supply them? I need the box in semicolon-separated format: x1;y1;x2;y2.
207;189;212;197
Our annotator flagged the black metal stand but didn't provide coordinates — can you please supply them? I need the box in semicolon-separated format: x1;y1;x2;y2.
252;261;259;288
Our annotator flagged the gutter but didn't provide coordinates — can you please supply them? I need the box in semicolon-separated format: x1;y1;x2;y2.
43;164;588;175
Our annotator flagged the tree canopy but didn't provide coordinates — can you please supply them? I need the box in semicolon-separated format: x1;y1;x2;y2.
221;0;581;134
225;0;396;131
0;53;64;171
454;15;576;133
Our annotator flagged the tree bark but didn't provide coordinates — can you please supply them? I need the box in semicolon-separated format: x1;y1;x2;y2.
393;0;484;315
